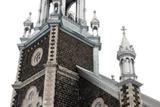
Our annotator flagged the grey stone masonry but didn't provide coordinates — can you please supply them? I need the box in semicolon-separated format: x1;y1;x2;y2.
54;66;79;107
79;77;120;107
43;26;59;107
43;63;57;107
117;79;142;107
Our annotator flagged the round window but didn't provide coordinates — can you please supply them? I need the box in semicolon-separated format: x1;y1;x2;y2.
31;48;43;66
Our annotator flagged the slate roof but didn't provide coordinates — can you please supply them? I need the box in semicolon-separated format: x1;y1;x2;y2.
77;65;160;107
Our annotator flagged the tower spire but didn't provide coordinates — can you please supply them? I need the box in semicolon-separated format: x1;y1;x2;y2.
117;26;137;81
120;26;131;51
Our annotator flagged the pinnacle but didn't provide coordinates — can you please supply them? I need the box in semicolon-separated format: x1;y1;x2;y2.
117;26;136;60
91;10;99;23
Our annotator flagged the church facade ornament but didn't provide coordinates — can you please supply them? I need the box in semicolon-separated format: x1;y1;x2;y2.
91;98;108;107
21;86;42;107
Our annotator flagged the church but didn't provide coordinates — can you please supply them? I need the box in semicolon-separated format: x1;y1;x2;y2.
10;0;160;107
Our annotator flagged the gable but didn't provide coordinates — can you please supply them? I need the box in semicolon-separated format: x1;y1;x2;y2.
79;77;120;107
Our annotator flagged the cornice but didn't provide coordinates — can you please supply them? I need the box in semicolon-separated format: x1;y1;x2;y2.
12;65;79;89
12;69;45;89
58;66;79;81
17;24;50;50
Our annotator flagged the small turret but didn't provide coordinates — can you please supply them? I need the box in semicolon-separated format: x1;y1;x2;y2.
90;11;100;36
117;26;137;81
23;12;34;38
117;26;142;107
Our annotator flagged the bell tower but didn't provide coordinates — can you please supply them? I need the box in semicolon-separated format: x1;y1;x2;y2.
11;0;101;107
36;0;87;27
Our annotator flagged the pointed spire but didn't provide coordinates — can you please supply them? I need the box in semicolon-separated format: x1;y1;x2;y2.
117;26;136;60
121;34;130;48
120;26;131;50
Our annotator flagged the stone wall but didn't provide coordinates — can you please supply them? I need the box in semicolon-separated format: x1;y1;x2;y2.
12;76;45;107
119;83;141;107
54;74;120;107
57;29;93;72
79;77;120;107
19;32;49;82
54;72;79;107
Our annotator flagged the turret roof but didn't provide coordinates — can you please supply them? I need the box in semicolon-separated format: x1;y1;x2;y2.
117;26;136;60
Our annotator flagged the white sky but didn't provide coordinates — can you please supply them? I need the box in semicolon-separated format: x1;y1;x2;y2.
0;0;160;106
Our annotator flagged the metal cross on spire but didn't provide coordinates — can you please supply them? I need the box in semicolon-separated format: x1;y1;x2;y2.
121;26;127;36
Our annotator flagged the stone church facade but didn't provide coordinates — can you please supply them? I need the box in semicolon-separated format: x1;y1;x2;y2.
11;0;160;107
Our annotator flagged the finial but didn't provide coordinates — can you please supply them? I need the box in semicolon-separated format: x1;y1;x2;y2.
121;26;127;36
111;75;115;80
23;12;34;38
29;12;32;16
27;12;32;22
93;10;96;15
90;10;100;36
117;26;136;60
93;10;97;19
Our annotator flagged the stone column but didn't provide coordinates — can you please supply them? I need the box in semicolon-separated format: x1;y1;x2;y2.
87;36;101;74
93;46;99;74
43;26;59;107
76;0;80;22
40;0;46;24
43;63;57;107
61;0;66;15
76;0;86;25
40;0;50;24
80;0;86;21
117;79;142;107
45;0;50;22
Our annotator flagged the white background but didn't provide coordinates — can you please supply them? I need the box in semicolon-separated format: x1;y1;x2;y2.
0;0;160;106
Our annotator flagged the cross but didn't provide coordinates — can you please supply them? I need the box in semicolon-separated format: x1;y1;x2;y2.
121;26;127;36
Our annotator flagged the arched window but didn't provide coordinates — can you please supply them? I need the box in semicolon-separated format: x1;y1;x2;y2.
66;2;76;21
36;102;43;107
22;86;42;107
28;91;34;100
28;104;33;107
54;3;59;13
91;97;108;107
49;2;60;15
95;102;102;107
